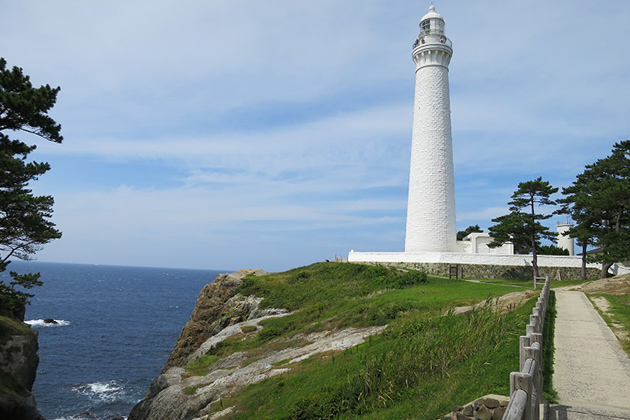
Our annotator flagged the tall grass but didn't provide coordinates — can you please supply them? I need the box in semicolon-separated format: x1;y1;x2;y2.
186;262;539;419
230;301;534;419
542;290;558;402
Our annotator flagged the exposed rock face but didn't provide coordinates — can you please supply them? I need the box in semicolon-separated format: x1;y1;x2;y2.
130;269;270;420
130;269;387;420
0;317;45;420
164;269;268;371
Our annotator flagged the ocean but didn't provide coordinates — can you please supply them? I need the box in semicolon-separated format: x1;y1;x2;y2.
5;261;223;420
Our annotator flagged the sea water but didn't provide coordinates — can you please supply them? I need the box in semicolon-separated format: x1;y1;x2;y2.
6;261;223;420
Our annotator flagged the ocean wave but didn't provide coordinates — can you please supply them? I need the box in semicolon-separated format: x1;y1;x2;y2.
72;380;126;404
25;319;71;327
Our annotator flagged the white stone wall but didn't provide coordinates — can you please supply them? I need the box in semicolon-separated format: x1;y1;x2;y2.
405;45;456;253
347;251;630;276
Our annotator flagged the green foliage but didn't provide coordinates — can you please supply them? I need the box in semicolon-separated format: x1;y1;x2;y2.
489;177;558;277
0;57;63;318
542;290;558;402
0;270;43;318
457;224;483;241
538;245;570;256
558;140;630;277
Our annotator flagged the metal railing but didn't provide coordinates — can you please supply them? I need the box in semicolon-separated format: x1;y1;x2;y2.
502;277;550;420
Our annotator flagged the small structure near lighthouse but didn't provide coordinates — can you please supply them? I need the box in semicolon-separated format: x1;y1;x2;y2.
347;6;630;279
405;5;457;253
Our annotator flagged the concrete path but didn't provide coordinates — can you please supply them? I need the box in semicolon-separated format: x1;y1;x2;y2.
550;290;630;419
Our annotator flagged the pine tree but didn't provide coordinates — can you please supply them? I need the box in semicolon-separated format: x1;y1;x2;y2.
558;141;630;278
0;58;62;320
456;224;483;241
489;177;558;278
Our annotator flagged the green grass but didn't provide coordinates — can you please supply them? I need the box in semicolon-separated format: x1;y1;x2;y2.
543;290;558;403
591;293;630;356
184;354;221;377
227;301;534;419
179;262;544;419
0;315;33;343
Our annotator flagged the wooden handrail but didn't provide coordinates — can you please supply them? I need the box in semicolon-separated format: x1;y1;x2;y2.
502;277;550;420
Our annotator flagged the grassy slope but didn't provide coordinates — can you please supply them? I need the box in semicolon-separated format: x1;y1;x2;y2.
187;263;542;419
592;293;630;356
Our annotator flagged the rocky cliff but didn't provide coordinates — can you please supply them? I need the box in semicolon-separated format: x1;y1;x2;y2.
162;269;270;371
129;267;387;420
129;269;276;420
0;315;45;420
128;262;532;420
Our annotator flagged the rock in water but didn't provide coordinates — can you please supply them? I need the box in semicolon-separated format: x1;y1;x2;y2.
43;318;58;325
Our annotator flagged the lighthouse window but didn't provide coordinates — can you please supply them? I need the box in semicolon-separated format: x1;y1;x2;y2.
420;20;431;33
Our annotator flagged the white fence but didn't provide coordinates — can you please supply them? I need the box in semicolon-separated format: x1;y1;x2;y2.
502;277;550;420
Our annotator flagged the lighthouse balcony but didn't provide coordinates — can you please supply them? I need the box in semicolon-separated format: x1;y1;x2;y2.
413;34;452;49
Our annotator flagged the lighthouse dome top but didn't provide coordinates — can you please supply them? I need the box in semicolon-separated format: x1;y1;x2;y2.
419;5;446;36
421;5;443;21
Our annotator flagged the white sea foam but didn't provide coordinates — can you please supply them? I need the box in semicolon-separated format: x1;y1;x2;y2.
25;319;71;327
72;380;126;403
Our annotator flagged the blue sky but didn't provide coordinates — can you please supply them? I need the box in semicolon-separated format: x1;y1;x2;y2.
1;1;629;271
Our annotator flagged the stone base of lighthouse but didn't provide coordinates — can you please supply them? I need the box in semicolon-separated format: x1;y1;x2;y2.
346;251;630;280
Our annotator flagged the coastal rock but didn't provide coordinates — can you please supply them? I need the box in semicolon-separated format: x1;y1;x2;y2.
0;316;45;420
130;326;386;420
164;269;267;371
129;268;388;420
0;333;39;390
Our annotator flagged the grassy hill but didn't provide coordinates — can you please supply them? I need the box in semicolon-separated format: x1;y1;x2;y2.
175;263;540;419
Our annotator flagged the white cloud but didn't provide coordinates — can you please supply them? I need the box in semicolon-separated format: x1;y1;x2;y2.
3;0;629;270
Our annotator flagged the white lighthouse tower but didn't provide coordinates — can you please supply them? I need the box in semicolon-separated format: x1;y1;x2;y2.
404;5;457;253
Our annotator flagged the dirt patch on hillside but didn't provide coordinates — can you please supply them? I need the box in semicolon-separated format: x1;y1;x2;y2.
576;274;630;295
451;290;539;315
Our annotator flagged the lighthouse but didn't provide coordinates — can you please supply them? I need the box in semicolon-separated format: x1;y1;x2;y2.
404;5;457;253
347;7;627;279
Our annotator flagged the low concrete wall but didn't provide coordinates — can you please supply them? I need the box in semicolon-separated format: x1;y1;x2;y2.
362;261;599;280
347;251;625;280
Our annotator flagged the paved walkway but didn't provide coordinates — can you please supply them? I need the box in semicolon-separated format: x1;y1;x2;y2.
550;290;630;419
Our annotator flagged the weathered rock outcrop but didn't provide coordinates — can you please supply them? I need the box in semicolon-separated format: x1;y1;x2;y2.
130;269;272;420
0;315;45;420
130;269;386;420
164;269;269;370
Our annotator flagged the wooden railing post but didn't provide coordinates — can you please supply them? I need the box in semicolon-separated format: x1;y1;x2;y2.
503;277;550;420
510;371;533;419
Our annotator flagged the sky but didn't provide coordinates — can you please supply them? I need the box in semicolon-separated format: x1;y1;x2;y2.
1;1;629;272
